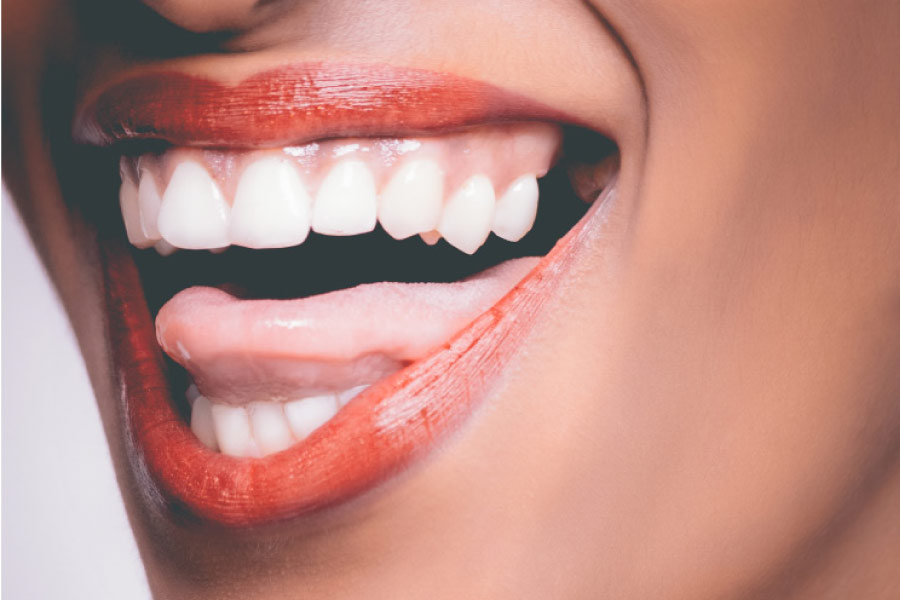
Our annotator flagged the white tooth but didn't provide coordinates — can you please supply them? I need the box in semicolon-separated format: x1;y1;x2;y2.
230;157;312;248
378;159;444;240
248;401;295;456
437;174;495;254
284;395;338;440
154;239;177;256
190;395;219;451
210;403;259;457
420;230;441;246
119;174;152;248
158;161;230;249
311;160;377;236
185;384;200;407
137;169;163;241
337;385;370;407
492;175;539;242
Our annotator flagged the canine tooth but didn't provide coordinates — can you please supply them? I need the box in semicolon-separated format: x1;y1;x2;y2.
437;174;495;254
311;160;377;235
420;230;441;245
284;395;338;440
378;159;444;240
210;404;258;457
337;385;370;407
154;240;177;256
137;169;163;241
119;175;152;247
492;175;539;242
158;161;230;249
248;401;295;455
190;395;219;451
230;157;312;248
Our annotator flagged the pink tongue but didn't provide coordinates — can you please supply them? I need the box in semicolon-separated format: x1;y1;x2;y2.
156;257;538;404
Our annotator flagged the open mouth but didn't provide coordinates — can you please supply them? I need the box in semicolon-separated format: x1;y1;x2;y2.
77;62;620;527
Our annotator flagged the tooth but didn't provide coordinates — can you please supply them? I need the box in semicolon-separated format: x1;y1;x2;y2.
210;404;259;457
137;169;163;241
492;175;539;242
337;384;369;407
154;239;177;256
378;159;444;240
185;384;200;407
311;160;377;236
437;174;495;254
190;395;219;451
158;161;230;249
248;401;295;456
230;157;312;248
119;173;152;248
420;230;441;246
284;394;338;440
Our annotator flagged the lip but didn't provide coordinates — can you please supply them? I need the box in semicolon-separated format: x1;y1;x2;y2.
74;62;578;148
89;61;619;527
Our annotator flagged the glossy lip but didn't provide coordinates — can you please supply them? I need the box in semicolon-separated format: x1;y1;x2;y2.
88;62;618;527
74;62;579;148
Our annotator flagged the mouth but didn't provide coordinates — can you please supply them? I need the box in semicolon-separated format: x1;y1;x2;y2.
79;62;620;527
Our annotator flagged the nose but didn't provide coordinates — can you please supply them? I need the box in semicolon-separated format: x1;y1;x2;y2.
142;0;271;33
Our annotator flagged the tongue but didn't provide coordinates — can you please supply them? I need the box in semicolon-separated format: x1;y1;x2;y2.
155;257;538;404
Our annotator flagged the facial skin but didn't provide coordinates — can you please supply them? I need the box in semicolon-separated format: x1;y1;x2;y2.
4;0;900;598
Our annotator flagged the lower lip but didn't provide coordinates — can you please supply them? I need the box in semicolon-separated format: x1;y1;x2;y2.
103;184;615;528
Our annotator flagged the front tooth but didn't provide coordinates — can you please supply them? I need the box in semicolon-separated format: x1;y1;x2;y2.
284;395;339;440
248;401;295;456
119;173;152;248
230;157;312;248
158;161;230;249
190;395;219;451
311;160;377;236
137;169;163;241
437;174;495;254
492;174;539;242
210;404;259;457
378;159;444;240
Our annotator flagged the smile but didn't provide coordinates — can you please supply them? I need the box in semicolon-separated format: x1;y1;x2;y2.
77;62;620;527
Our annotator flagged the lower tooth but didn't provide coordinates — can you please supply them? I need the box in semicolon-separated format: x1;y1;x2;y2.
190;395;219;451
248;401;295;455
211;404;259;458
284;395;339;440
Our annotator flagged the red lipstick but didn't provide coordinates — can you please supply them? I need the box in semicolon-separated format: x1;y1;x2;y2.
74;62;571;148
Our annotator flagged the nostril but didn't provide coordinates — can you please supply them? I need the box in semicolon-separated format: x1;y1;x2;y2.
142;0;265;33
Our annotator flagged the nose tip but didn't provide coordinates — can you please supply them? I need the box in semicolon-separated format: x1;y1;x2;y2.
142;0;266;33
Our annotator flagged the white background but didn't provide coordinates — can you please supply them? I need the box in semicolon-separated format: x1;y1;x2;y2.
2;189;150;598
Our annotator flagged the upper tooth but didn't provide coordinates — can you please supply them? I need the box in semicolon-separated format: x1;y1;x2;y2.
284;394;338;440
437;174;496;254
311;160;377;236
230;157;312;248
378;159;444;240
190;395;219;451
158;162;230;249
119;171;152;248
211;404;259;458
492;175;539;242
137;169;163;242
337;384;369;407
248;401;295;455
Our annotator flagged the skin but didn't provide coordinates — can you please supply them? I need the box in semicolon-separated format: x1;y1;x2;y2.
4;0;899;598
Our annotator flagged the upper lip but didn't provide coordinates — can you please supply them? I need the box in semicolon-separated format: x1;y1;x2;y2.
73;61;580;148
